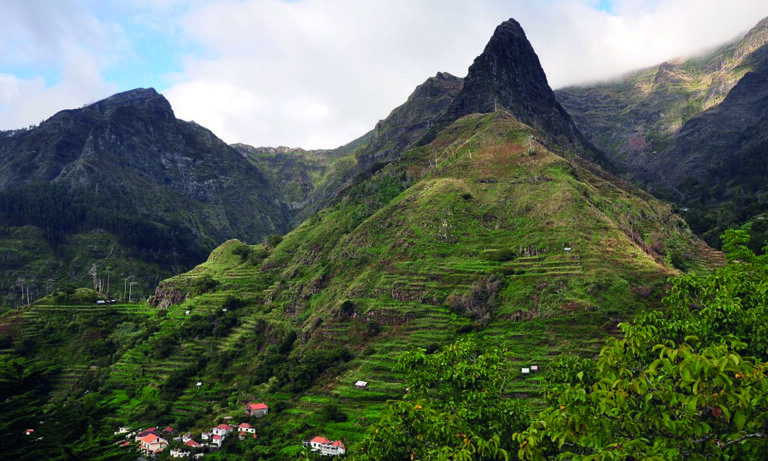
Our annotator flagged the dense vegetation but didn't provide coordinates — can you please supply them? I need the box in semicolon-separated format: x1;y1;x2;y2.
0;183;207;266
517;228;768;460
0;110;724;459
1;231;764;459
348;229;768;460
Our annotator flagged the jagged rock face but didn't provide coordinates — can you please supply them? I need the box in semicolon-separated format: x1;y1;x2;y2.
557;15;768;167
357;72;464;169
641;43;768;197
432;19;605;165
444;19;553;118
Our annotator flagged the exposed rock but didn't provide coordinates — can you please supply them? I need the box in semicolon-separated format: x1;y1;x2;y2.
357;72;464;170
429;19;607;166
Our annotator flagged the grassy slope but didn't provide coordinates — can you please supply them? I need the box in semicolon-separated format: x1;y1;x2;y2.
146;113;716;449
1;111;722;457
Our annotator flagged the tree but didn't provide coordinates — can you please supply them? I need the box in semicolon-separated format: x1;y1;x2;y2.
517;230;768;460
721;224;754;263
353;339;528;460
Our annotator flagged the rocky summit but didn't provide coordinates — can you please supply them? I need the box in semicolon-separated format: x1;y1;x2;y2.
431;19;607;166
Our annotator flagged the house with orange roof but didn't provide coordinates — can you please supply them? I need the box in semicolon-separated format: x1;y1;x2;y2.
212;423;234;437
246;402;269;418
303;435;346;456
184;439;203;449
238;422;256;434
211;434;224;448
139;432;169;455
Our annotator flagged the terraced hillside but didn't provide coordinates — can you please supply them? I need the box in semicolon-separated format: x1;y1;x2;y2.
103;110;717;456
0;16;730;459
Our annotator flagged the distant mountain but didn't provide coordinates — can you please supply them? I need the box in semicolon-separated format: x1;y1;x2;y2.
557;16;768;166
556;16;768;244
0;88;290;304
233;142;365;226
641;42;768;242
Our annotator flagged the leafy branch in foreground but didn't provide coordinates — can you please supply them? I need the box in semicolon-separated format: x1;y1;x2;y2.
518;229;768;460
353;339;528;460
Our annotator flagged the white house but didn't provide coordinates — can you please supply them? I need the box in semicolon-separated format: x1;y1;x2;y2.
139;433;169;455
170;448;191;458
212;424;234;437
304;436;346;457
210;434;224;448
238;422;257;434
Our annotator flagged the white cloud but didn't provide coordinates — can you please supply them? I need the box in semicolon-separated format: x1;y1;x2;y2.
1;0;767;149
164;0;767;148
0;0;123;128
526;0;768;88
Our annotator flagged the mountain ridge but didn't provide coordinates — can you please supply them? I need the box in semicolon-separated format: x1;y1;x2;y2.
0;16;729;459
556;15;768;244
0;87;291;303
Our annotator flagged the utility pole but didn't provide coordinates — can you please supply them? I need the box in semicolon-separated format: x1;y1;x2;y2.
129;281;138;303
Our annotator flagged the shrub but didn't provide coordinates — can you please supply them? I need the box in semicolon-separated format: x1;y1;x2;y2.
320;403;348;423
264;234;283;248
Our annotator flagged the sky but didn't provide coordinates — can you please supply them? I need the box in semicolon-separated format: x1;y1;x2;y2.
1;1;766;149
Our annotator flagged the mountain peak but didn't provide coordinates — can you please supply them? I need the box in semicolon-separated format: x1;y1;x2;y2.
746;15;768;39
85;87;174;119
442;18;550;118
430;18;605;164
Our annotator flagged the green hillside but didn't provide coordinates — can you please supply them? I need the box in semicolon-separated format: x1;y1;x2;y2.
0;111;722;458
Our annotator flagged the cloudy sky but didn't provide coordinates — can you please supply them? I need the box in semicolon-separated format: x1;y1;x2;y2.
1;0;766;149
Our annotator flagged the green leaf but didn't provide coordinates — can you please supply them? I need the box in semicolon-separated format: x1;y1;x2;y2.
733;409;747;430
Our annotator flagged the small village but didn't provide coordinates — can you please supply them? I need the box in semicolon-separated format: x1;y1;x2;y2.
114;402;346;458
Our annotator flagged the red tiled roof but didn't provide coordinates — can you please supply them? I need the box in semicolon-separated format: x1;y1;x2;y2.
238;423;253;428
163;426;174;433
140;434;160;444
247;402;269;410
184;440;202;448
215;424;233;430
311;436;331;444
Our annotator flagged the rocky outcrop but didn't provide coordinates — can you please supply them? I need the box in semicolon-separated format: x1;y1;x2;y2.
357;72;464;170
428;19;606;166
